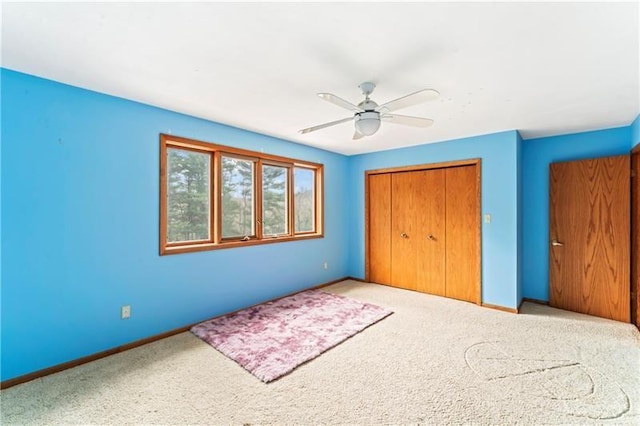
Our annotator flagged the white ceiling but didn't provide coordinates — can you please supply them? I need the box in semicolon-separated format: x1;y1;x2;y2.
2;2;639;155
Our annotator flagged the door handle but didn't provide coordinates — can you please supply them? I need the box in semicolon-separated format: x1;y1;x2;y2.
400;232;408;239
551;239;564;247
427;234;436;241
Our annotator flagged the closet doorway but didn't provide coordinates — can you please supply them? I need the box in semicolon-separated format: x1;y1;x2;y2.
365;159;481;304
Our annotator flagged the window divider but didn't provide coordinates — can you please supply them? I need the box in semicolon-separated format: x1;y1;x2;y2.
213;150;222;244
288;165;295;236
256;159;264;240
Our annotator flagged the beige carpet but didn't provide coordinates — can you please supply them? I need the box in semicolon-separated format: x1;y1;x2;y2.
2;280;639;425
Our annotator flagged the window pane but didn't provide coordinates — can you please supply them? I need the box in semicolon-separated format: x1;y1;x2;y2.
167;148;210;243
294;167;315;233
262;165;289;235
221;156;255;238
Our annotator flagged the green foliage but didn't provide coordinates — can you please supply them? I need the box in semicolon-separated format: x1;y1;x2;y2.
293;167;315;233
167;149;210;242
167;153;314;242
221;157;254;238
262;165;288;235
294;189;314;232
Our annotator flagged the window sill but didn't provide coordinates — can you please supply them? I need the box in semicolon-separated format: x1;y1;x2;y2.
161;233;324;255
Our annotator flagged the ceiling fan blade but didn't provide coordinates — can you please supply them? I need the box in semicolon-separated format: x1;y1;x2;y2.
353;130;364;140
317;93;363;112
376;89;439;113
381;114;434;127
299;116;354;134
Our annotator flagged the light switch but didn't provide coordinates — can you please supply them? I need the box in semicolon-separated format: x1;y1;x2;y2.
484;214;491;224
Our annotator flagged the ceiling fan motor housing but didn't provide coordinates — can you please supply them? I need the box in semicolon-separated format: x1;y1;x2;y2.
355;111;381;136
358;99;379;111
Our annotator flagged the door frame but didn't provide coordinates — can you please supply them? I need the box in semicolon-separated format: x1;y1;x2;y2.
632;145;640;328
364;158;482;304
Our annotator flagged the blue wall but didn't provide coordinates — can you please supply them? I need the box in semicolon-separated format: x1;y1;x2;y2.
632;115;640;149
516;132;523;306
2;68;638;383
521;127;632;301
347;131;521;310
0;69;350;381
0;71;3;360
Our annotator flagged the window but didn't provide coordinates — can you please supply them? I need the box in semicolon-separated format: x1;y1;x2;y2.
294;167;316;233
166;147;211;243
262;164;289;236
221;156;255;239
160;134;323;254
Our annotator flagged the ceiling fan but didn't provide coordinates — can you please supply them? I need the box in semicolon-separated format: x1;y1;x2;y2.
299;82;439;140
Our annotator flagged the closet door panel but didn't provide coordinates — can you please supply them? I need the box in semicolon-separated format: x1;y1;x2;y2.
391;171;418;290
445;165;480;303
416;169;446;296
368;173;392;285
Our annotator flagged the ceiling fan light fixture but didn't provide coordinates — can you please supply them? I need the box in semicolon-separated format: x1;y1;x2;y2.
298;83;437;138
354;111;381;136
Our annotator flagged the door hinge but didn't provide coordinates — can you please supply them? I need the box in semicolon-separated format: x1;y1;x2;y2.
631;169;636;178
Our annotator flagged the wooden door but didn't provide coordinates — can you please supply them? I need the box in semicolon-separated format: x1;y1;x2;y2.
368;173;391;285
389;169;446;293
391;171;419;290
366;159;481;303
549;155;630;322
631;148;639;328
445;165;481;303
416;169;446;296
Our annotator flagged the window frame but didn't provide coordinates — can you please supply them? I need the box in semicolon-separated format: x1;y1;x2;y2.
219;153;258;242
292;165;319;236
260;160;292;238
163;144;215;248
160;134;324;255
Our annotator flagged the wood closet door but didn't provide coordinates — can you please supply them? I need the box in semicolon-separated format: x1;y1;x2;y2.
391;169;446;293
391;171;419;290
416;169;446;296
445;165;480;303
368;173;392;285
549;155;630;322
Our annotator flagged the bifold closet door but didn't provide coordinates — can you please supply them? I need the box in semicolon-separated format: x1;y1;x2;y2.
390;169;446;294
390;171;419;290
368;173;392;286
549;155;630;322
444;165;480;303
416;169;446;296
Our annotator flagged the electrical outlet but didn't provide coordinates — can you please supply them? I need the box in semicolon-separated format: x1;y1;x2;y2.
323;261;328;270
484;214;492;224
121;305;131;319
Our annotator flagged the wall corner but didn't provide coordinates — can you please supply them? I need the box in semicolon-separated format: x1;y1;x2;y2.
516;131;524;308
631;114;640;150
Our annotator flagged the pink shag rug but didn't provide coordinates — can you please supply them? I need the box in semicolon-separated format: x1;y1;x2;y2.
190;289;393;382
